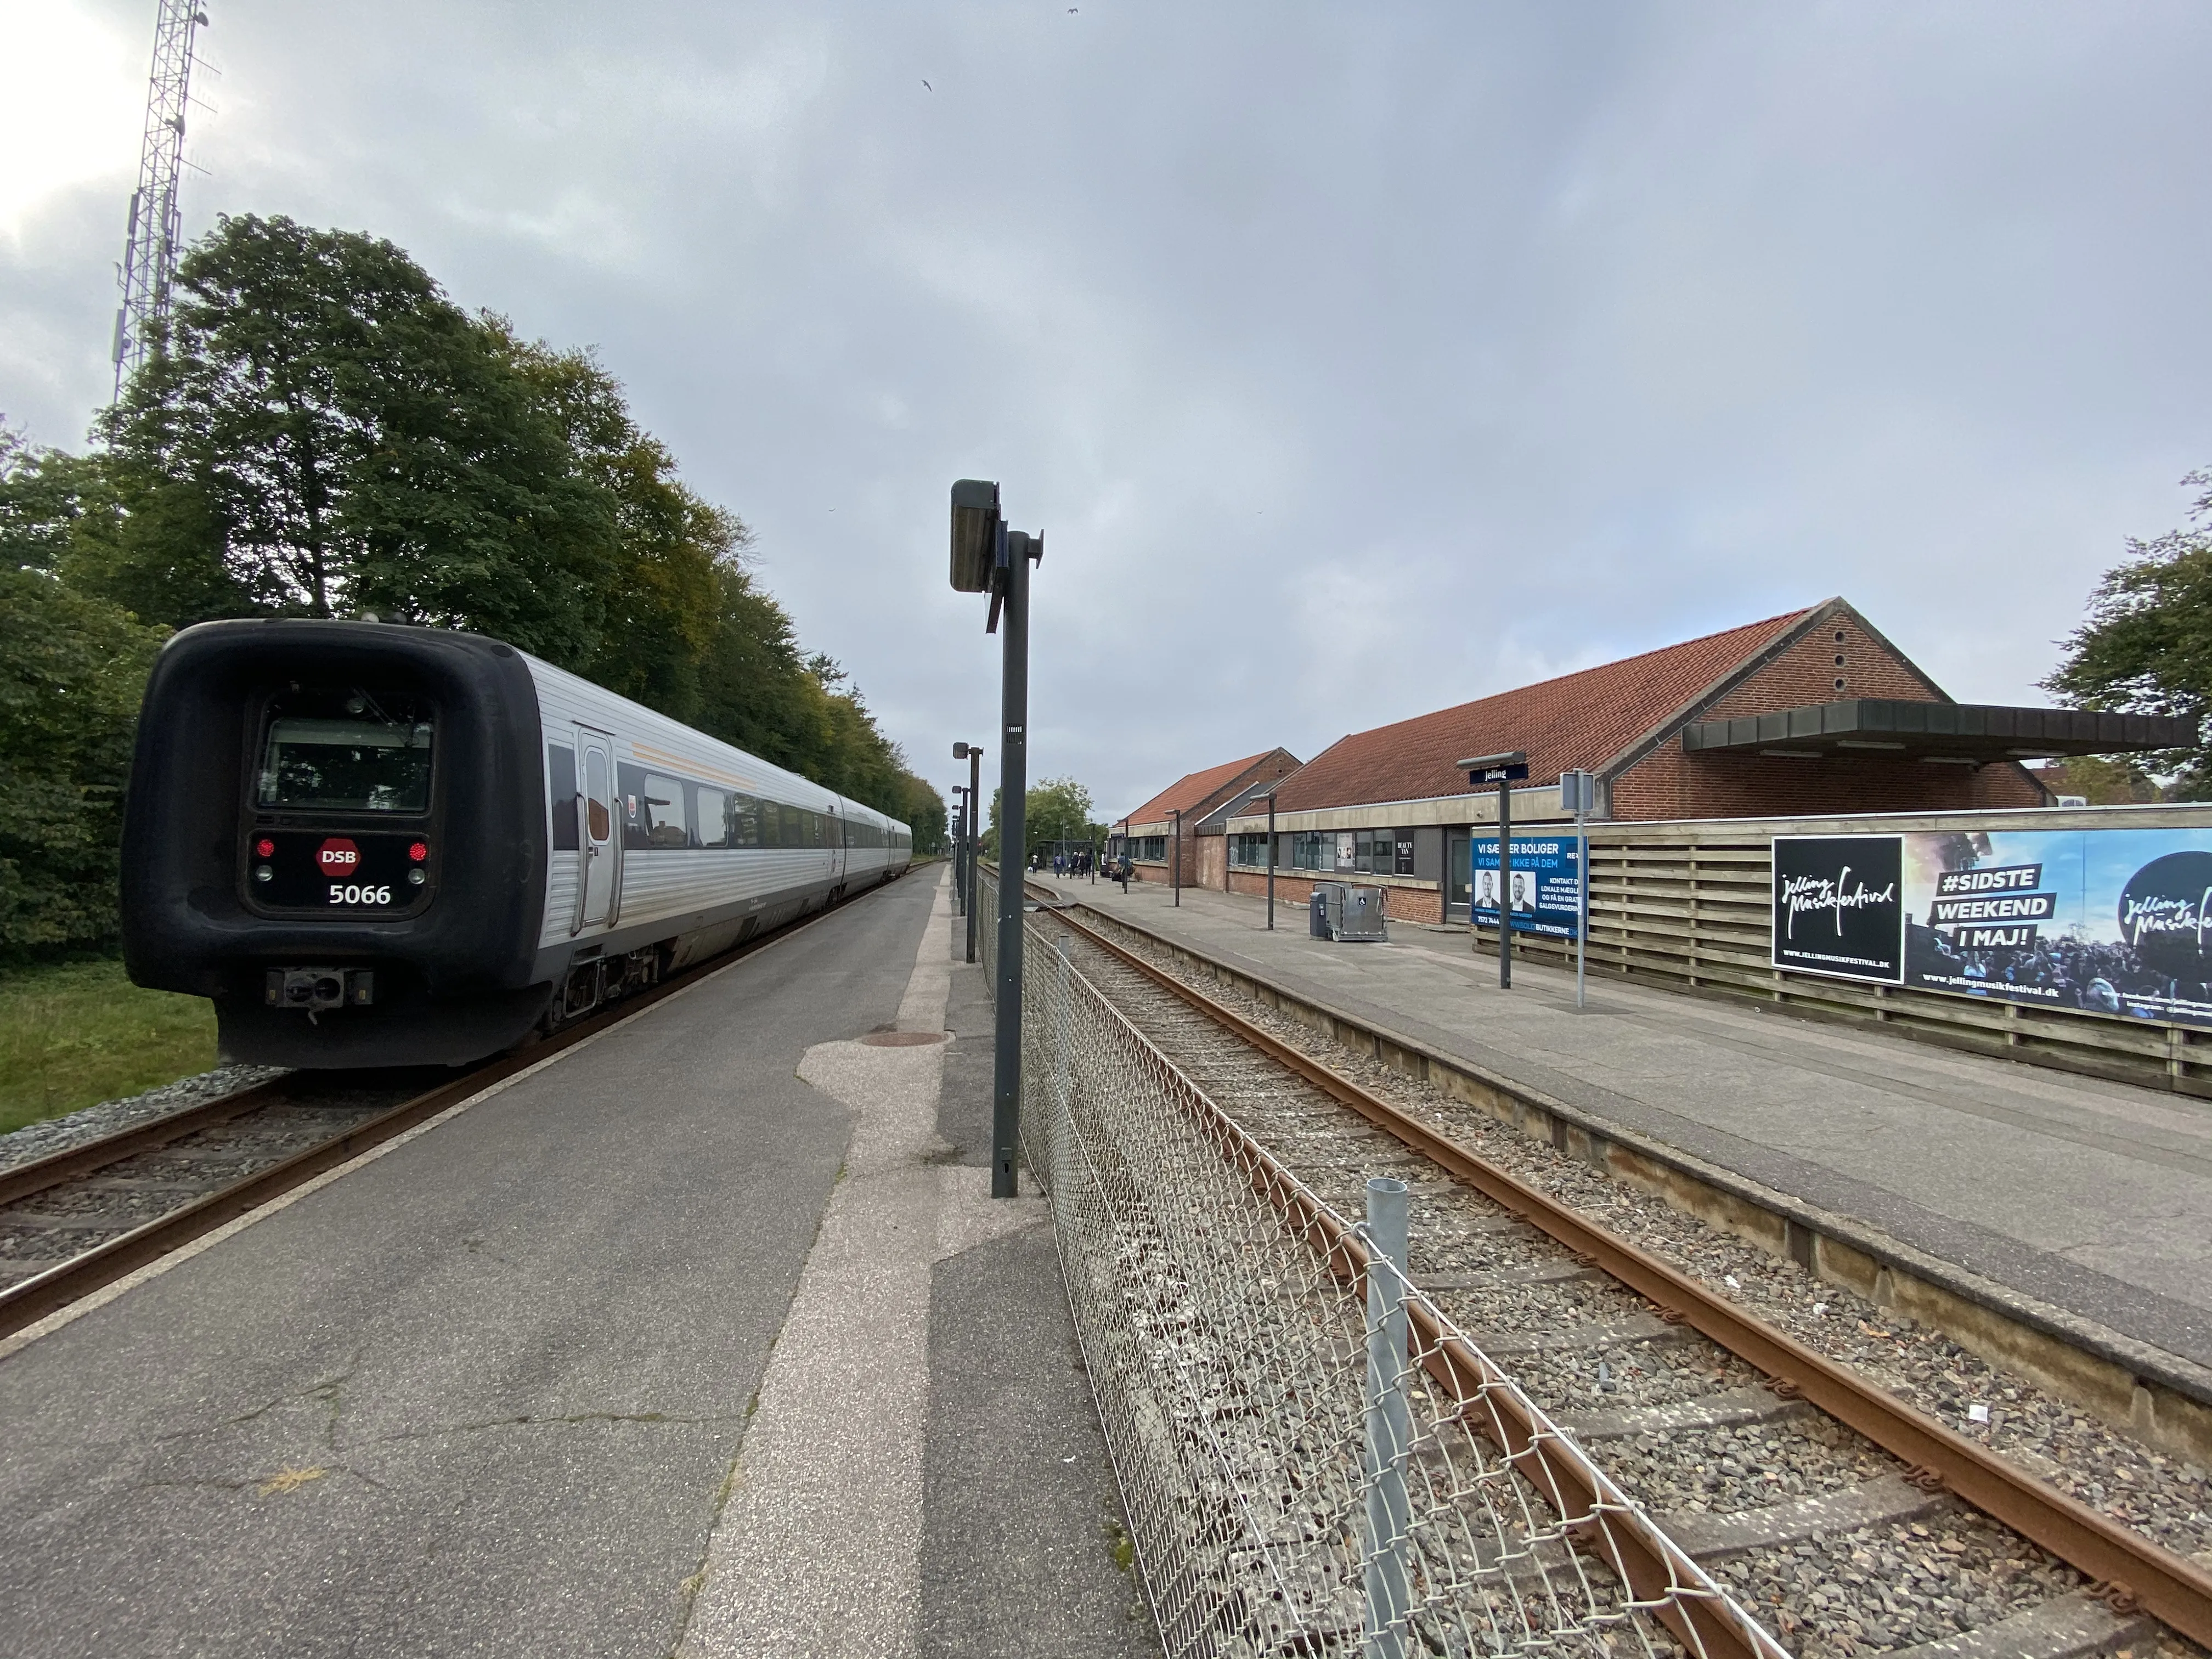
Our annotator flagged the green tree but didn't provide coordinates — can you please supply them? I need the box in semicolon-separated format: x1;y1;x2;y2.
91;214;616;661
0;574;166;953
2034;756;2160;805
503;337;728;719
985;776;1098;862
2045;470;2212;796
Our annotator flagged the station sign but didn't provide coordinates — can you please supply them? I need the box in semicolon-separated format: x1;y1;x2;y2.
1773;826;2212;1025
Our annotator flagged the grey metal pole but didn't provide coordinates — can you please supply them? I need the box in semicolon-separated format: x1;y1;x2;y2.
952;792;966;914
1171;808;1181;905
1576;799;1588;1010
966;748;982;964
1266;793;1277;930
991;540;1029;1199
1497;778;1512;990
1362;1175;1412;1659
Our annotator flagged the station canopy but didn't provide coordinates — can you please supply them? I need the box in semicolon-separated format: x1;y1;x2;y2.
1680;699;2196;764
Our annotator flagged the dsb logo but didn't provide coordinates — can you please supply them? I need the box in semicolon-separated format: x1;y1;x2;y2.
317;838;362;876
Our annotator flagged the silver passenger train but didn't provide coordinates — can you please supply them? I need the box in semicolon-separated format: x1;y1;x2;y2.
121;620;912;1067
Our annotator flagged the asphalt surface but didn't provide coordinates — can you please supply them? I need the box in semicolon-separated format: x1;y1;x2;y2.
0;868;1151;1657
917;923;1155;1658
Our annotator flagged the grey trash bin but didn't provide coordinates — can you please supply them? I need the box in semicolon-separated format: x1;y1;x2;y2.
1310;883;1348;940
1338;884;1389;942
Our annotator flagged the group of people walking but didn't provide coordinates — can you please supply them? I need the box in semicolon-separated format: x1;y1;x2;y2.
1025;847;1135;891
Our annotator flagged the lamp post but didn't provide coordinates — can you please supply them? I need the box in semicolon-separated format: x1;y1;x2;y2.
949;785;967;912
1265;791;1278;930
951;481;1043;1199
1170;808;1182;906
1457;751;1528;990
952;743;983;964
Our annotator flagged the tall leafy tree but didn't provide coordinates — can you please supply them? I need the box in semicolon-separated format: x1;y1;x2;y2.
2045;470;2212;796
0;431;168;954
9;215;947;951
986;776;1098;861
93;214;616;661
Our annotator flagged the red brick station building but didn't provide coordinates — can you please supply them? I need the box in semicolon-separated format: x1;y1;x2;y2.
1110;597;2188;923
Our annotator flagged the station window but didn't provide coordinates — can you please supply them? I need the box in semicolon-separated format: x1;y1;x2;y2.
1290;832;1325;871
1231;833;1271;867
1352;829;1401;874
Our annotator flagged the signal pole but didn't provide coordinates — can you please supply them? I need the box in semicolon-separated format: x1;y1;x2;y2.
113;0;211;399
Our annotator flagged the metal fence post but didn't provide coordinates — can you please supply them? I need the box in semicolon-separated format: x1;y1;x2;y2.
1363;1175;1412;1659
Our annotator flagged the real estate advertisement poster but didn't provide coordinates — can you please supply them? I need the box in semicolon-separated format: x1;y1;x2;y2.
1474;836;1582;940
1772;827;2212;1025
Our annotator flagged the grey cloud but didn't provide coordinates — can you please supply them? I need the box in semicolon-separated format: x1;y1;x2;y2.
5;1;2210;814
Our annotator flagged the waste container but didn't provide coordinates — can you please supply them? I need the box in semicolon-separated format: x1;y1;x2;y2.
1338;885;1389;942
1309;883;1346;940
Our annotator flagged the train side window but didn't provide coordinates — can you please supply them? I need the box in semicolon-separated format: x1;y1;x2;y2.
733;794;764;847
641;773;689;848
617;763;645;848
696;787;729;847
778;803;803;846
548;745;579;851
584;749;612;844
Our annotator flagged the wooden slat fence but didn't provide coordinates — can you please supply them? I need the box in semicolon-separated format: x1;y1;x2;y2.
1475;808;2212;1097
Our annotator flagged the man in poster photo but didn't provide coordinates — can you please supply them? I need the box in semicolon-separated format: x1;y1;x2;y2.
1510;868;1537;914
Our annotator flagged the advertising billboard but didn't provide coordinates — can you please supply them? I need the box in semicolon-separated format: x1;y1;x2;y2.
1474;836;1582;940
1771;826;2212;1025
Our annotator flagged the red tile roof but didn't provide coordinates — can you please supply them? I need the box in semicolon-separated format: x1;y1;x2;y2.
1274;606;1820;814
1121;751;1282;827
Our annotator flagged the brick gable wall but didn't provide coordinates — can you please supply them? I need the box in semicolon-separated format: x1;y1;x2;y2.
1610;611;2047;820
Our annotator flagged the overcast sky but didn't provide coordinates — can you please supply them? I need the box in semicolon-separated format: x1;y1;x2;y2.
5;2;2211;818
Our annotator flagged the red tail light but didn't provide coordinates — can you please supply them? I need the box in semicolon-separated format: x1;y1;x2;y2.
409;842;429;862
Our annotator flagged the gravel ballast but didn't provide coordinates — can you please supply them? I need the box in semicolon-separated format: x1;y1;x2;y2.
0;1065;286;1175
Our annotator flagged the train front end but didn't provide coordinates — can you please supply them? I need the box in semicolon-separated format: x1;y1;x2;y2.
121;620;552;1067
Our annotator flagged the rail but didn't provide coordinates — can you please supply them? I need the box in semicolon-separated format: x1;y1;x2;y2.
981;866;1787;1659
1025;883;2212;1650
0;873;911;1341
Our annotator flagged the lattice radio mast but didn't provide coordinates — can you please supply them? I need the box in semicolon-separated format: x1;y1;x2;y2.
111;0;211;400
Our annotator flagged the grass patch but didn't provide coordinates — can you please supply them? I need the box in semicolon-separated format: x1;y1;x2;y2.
0;958;218;1137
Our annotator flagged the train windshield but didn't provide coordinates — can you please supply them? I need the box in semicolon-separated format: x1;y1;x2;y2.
257;692;435;813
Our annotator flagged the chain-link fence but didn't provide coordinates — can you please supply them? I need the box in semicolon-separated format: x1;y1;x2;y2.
978;867;1787;1659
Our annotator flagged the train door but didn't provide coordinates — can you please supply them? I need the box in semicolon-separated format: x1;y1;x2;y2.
577;729;618;929
828;805;848;887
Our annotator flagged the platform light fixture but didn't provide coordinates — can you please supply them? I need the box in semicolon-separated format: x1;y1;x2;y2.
949;481;1045;1199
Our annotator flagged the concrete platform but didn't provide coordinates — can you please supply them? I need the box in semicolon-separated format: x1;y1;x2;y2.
0;867;1155;1658
1042;873;2212;1379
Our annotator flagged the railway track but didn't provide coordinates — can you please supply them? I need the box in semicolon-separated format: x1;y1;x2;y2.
0;874;916;1345
1031;896;2212;1659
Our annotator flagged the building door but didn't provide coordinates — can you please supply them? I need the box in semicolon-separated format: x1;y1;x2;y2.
1446;832;1471;922
577;731;617;930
